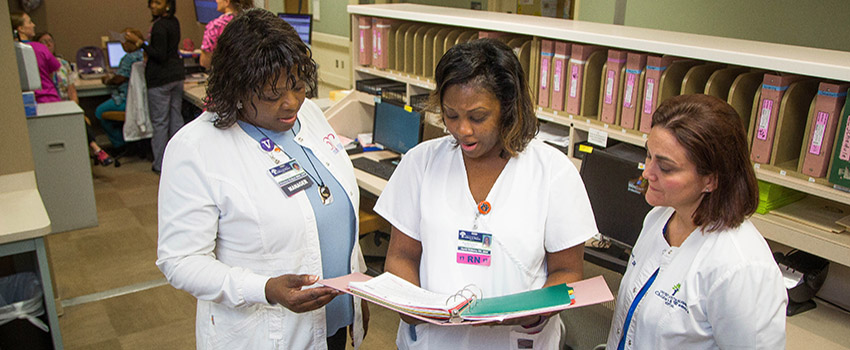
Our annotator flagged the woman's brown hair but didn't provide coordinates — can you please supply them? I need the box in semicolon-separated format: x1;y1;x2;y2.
651;94;758;232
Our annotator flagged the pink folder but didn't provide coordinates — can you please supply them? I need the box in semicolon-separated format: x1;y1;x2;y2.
801;82;850;177
619;53;647;130
358;16;372;66
565;44;603;115
750;74;804;163
538;40;555;108
549;41;571;111
638;55;675;133
600;50;627;124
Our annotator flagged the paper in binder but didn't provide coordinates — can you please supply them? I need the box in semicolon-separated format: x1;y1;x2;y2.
600;50;627;124
801;82;849;177
320;272;613;326
358;16;372;66
538;40;555;108
566;44;603;115
638;55;675;133
750;74;804;164
619;52;647;130
550;41;571;111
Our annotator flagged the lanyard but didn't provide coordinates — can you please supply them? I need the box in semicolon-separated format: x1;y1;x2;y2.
617;267;659;350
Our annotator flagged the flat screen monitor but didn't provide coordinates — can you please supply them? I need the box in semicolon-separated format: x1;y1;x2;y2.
373;101;422;155
106;41;126;69
278;13;312;45
579;148;653;249
194;0;221;24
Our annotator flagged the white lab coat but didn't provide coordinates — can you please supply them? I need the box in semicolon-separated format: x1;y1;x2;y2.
374;137;598;350
606;206;787;350
123;61;152;142
157;99;367;350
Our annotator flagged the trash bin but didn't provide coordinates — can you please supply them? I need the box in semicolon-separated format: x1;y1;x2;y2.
0;272;52;350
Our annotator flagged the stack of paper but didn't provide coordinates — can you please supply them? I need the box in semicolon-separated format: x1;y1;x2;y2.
347;273;472;320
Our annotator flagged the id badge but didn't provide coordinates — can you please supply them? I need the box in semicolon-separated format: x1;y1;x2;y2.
457;230;492;266
269;159;313;197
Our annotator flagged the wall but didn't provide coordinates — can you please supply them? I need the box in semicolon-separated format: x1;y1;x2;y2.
1;0;34;175
577;0;850;52
9;0;206;60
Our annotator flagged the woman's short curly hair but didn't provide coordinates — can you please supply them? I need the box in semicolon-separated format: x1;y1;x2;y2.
431;38;538;157
204;8;317;129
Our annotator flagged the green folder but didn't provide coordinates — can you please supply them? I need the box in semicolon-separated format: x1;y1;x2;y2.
463;284;574;317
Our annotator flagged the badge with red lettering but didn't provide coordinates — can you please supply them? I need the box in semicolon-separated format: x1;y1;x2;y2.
457;230;492;266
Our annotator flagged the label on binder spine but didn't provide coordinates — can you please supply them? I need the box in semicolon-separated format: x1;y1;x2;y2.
809;112;829;155
569;65;579;98
624;74;636;108
604;70;615;104
757;99;774;141
643;78;655;114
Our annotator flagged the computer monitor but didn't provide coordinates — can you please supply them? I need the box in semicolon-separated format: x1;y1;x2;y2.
579;147;653;249
106;41;126;69
278;13;312;45
194;0;221;24
372;101;423;155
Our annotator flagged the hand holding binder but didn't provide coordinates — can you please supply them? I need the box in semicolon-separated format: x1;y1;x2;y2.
320;272;614;326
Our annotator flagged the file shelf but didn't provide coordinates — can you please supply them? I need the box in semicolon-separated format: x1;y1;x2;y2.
346;3;850;274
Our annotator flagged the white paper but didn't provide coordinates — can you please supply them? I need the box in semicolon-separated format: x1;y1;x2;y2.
536;122;570;147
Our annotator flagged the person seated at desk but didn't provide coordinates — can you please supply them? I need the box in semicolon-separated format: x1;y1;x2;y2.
93;28;145;152
606;94;786;350
157;9;368;349
11;12;61;103
199;0;253;70
35;31;116;166
375;38;598;349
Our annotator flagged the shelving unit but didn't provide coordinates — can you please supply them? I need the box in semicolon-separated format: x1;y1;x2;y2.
342;3;850;348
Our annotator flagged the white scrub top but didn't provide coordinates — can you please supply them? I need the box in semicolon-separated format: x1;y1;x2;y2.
606;206;787;350
375;136;598;350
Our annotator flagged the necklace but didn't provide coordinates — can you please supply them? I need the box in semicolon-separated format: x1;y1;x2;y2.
252;122;333;205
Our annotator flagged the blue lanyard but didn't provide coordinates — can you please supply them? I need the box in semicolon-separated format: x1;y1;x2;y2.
617;267;659;350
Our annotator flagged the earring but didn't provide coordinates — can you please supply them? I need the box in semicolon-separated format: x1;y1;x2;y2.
237;101;243;109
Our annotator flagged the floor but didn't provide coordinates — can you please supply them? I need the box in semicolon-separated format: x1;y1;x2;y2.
43;141;401;349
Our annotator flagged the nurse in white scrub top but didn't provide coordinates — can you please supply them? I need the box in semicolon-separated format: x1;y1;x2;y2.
374;38;598;350
606;94;787;350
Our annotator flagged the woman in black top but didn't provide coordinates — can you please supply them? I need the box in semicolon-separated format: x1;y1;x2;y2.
126;0;185;174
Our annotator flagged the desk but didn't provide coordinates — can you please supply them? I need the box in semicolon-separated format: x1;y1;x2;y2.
74;78;109;98
0;171;63;349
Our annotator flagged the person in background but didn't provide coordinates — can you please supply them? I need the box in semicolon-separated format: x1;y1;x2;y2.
34;31;114;166
92;28;145;152
156;9;368;349
124;0;184;174
606;94;786;350
10;12;60;103
199;0;253;69
375;38;597;349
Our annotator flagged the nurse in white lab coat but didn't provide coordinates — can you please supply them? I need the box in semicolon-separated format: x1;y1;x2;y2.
606;94;786;350
375;39;598;350
156;9;367;350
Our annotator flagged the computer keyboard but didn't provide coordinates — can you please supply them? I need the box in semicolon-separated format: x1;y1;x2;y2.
351;157;397;181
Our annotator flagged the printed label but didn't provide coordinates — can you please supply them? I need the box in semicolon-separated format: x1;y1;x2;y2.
553;60;563;92
569;65;579;98
359;30;365;53
624;74;636;108
376;32;382;56
540;58;550;89
757;99;774;141
643;78;655;114
809;111;830;155
604;70;615;104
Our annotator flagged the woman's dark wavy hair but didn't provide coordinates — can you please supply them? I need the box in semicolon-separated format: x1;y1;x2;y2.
204;8;318;129
651;94;758;232
431;38;538;157
229;0;254;13
148;0;176;18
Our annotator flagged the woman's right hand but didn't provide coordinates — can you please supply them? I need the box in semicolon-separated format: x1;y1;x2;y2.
264;274;342;313
123;32;142;47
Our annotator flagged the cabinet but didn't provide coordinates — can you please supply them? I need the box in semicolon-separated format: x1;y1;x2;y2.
342;3;850;348
26;101;97;234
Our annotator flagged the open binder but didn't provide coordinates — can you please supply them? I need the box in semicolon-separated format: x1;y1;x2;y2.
320;272;613;326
